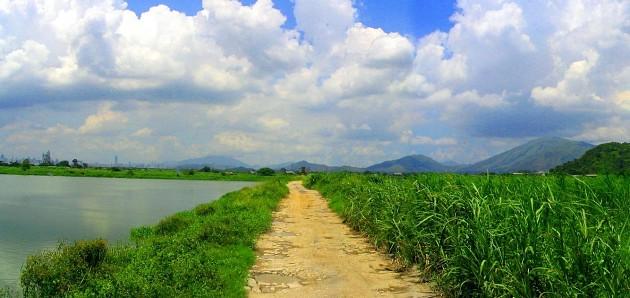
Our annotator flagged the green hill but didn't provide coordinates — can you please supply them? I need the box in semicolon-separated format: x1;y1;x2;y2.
366;154;450;173
551;142;630;175
460;137;594;173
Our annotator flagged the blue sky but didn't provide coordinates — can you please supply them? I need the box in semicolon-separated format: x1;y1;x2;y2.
126;0;456;37
0;0;628;166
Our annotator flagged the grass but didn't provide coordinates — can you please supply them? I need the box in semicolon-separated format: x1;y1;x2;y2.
0;165;273;181
305;173;630;297
20;178;290;297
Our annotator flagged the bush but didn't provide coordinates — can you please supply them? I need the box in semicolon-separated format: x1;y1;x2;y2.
57;160;70;167
155;214;191;235
256;167;275;176
194;203;215;216
21;159;31;171
21;239;108;297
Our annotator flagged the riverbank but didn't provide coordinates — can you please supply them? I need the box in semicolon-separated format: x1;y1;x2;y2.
0;165;272;181
19;178;290;297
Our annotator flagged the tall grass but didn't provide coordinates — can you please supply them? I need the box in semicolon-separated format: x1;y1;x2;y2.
21;178;289;297
306;173;630;297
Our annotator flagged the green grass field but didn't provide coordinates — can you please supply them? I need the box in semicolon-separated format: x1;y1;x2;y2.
306;173;630;297
0;165;270;181
19;178;289;297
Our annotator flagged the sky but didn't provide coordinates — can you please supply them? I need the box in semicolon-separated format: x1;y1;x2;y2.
0;0;629;166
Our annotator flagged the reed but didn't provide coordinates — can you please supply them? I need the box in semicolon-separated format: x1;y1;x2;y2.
306;173;630;297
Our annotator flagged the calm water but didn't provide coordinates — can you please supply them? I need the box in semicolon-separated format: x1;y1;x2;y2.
0;175;256;289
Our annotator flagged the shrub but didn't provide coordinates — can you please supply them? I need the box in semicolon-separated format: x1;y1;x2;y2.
21;159;31;171
57;160;70;167
194;203;215;216
21;239;108;297
155;214;191;235
256;167;275;176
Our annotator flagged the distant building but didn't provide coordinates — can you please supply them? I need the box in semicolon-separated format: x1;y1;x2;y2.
42;150;52;165
114;155;118;166
0;154;5;162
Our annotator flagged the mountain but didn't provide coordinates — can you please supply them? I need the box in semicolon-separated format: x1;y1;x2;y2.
366;154;451;173
277;160;364;172
168;155;250;170
551;142;630;175
460;137;594;173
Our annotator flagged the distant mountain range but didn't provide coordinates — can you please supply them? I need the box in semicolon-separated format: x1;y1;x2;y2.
551;142;630;175
272;160;363;173
166;137;596;174
165;155;251;170
366;155;450;173
459;137;594;173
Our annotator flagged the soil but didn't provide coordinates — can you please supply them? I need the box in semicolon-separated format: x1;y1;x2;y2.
247;181;438;297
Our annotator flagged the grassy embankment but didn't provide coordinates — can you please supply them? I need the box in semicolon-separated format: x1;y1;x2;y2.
0;165;269;181
306;173;630;297
19;178;290;297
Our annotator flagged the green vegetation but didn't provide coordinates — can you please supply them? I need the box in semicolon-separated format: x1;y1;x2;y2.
20;178;289;297
552;142;630;175
306;173;630;297
256;167;275;176
0;165;273;181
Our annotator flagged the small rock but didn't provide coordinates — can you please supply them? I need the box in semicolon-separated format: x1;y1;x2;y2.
247;278;257;288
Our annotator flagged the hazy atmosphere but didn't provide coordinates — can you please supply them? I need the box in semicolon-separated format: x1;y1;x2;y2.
1;0;629;166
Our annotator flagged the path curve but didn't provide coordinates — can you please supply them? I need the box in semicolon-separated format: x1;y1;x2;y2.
247;181;438;297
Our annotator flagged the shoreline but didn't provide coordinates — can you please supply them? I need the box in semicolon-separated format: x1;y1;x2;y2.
0;165;276;182
18;178;290;297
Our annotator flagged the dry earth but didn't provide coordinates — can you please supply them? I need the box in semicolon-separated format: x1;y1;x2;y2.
247;181;438;298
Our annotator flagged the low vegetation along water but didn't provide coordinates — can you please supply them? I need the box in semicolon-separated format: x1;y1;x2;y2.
0;175;256;293
16;178;288;297
306;173;630;297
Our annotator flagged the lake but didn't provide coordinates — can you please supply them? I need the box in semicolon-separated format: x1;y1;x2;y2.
0;174;256;290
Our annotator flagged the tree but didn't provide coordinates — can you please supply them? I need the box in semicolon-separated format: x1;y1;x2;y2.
256;167;275;176
57;160;70;167
21;159;31;171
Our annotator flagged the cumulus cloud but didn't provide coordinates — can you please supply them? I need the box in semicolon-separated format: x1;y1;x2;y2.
78;103;128;134
0;0;628;165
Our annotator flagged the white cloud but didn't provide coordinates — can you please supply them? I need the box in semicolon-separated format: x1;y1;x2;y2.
294;0;355;52
0;0;628;166
400;130;458;146
573;117;630;143
531;50;601;109
258;117;289;130
79;103;128;134
131;127;152;137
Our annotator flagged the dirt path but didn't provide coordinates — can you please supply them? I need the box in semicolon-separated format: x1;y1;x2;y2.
247;181;437;297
